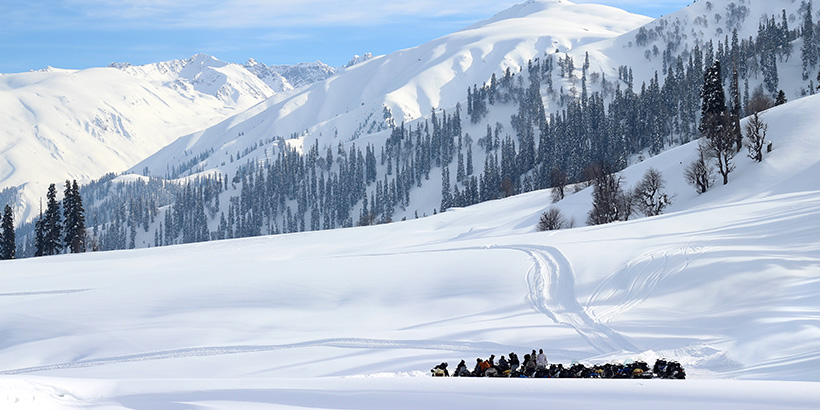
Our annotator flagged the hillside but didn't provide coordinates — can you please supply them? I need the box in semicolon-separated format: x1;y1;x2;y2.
579;0;817;97
117;0;820;256
133;0;652;177
0;54;278;223
1;89;819;408
138;0;820;183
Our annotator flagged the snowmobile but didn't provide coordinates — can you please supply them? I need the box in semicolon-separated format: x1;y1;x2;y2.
431;362;449;377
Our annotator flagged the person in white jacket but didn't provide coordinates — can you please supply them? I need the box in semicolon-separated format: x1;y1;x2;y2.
536;349;548;369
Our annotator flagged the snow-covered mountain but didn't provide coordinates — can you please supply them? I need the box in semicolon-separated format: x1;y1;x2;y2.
2;88;819;409
344;52;374;68
134;0;652;176
0;54;278;222
127;0;820;234
243;58;338;91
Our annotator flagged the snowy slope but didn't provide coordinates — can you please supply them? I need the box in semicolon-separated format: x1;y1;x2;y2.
578;0;817;96
134;0;651;177
0;54;277;223
242;58;295;93
137;0;820;187
0;87;818;408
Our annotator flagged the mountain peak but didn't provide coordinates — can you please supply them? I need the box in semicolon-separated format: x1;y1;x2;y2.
344;53;374;69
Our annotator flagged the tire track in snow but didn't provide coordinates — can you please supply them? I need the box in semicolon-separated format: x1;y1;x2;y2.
497;245;639;354
0;338;530;375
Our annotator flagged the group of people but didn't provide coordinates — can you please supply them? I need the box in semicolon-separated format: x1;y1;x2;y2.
431;353;685;379
431;349;549;378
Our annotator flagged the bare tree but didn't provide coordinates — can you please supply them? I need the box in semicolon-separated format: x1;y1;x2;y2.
747;85;774;114
684;143;716;194
550;166;568;202
587;162;630;225
537;208;567;231
633;168;674;216
619;188;638;221
702;112;736;185
745;111;768;163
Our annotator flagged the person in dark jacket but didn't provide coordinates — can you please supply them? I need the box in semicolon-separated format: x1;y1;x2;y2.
509;352;520;372
498;356;510;373
454;360;470;377
472;358;484;376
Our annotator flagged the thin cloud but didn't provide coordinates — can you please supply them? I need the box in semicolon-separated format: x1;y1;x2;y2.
5;1;692;32
9;0;524;30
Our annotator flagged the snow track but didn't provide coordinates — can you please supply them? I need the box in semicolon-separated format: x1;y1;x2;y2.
0;244;640;376
499;245;639;354
585;242;703;323
1;338;528;375
344;244;640;355
0;289;91;297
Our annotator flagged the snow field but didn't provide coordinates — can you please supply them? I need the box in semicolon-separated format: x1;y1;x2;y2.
1;94;819;407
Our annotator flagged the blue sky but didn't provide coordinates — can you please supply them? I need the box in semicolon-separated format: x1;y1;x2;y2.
0;0;692;73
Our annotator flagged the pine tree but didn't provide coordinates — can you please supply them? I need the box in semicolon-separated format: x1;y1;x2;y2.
42;183;63;255
0;205;15;259
729;63;742;152
700;61;726;128
34;199;45;257
762;50;779;94
700;61;735;185
440;166;451;212
802;1;818;80
63;180;86;253
775;90;787;105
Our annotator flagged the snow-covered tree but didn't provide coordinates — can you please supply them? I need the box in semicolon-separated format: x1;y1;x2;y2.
802;1;818;80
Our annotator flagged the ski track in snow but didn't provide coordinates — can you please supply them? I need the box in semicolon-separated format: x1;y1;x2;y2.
497;245;639;355
0;289;92;297
0;338;526;375
354;244;638;355
585;240;704;323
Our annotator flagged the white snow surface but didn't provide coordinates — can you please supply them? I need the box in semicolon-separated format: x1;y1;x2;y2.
1;91;819;408
0;54;276;222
